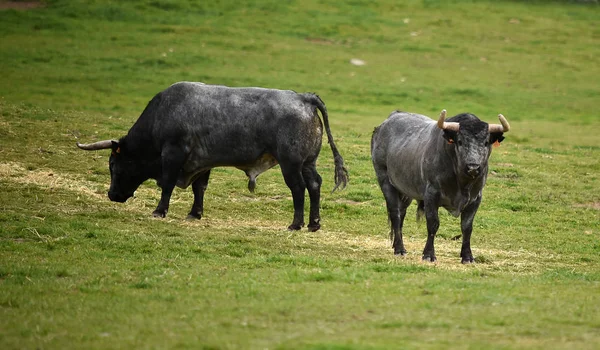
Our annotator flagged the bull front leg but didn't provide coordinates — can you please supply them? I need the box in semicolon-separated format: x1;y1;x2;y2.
152;145;186;218
422;189;441;262
153;186;173;218
459;194;482;264
187;170;211;220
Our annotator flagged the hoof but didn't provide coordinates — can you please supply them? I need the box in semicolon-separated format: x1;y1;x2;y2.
394;249;407;256
307;224;320;232
152;210;166;218
422;255;437;263
461;257;474;264
287;224;303;231
186;213;202;221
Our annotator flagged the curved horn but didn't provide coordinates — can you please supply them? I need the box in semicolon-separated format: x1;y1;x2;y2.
436;109;460;131
488;114;510;133
76;140;115;151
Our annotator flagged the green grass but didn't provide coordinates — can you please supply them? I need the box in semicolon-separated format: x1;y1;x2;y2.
1;0;600;349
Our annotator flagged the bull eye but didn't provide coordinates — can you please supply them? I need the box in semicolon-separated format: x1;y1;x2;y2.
457;140;463;146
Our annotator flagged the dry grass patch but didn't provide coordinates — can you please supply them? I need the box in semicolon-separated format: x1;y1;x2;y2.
0;161;153;215
0;161;105;200
0;1;44;10
574;202;600;210
181;216;288;232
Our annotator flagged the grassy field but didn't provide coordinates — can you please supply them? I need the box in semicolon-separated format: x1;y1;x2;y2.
1;0;599;348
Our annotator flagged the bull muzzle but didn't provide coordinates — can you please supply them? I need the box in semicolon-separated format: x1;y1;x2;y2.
466;164;482;178
108;191;132;203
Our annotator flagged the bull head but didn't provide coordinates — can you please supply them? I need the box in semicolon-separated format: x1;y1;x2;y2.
77;139;146;203
436;110;510;179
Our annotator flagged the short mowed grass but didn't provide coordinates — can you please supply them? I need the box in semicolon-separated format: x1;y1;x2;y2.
1;0;599;349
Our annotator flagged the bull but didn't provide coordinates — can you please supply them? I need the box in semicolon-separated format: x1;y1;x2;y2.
77;82;348;231
371;109;509;263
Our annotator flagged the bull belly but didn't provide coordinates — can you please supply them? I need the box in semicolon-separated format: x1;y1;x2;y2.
389;175;424;201
389;179;471;217
176;153;278;188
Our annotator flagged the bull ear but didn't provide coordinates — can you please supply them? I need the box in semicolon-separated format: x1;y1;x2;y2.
490;133;505;145
111;141;121;154
442;129;457;145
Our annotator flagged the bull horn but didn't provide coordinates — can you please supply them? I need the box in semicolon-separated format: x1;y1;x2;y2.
437;109;460;131
76;140;115;150
488;114;510;133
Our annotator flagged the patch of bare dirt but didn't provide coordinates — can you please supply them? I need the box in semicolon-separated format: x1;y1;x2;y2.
305;37;335;45
335;198;364;205
574;202;600;210
0;1;44;10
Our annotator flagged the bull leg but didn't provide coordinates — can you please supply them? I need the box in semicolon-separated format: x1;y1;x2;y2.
460;194;481;264
377;177;408;256
187;170;211;220
280;162;306;231
302;162;322;232
422;189;441;262
152;145;186;218
397;197;412;254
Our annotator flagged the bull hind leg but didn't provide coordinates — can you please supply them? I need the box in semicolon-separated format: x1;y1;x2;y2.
395;196;412;255
280;162;306;231
187;170;211;220
302;162;322;232
377;175;409;255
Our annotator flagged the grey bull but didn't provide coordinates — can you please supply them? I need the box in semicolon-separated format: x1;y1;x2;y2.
77;82;348;231
371;110;509;263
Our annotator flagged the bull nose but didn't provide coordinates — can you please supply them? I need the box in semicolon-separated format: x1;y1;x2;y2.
466;164;481;178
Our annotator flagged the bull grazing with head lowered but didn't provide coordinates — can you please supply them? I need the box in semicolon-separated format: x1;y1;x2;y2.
371;109;510;263
77;82;348;231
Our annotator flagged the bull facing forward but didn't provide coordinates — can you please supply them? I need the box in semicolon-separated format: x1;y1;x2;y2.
77;82;348;231
371;110;509;263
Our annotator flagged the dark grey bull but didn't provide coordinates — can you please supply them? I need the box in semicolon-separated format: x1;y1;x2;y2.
77;82;348;231
371;110;509;263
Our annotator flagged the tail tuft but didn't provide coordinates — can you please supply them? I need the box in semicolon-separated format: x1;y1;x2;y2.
331;152;348;192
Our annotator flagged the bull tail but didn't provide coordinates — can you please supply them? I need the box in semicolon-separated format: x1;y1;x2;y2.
306;93;348;192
